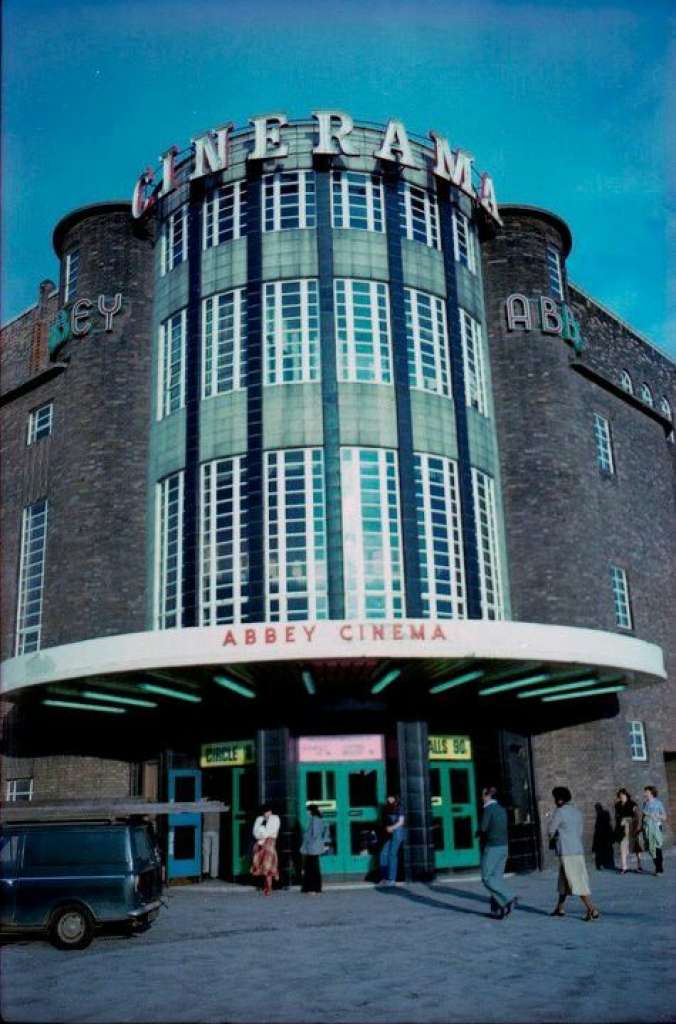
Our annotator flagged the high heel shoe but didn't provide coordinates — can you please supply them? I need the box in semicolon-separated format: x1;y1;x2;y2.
583;908;600;921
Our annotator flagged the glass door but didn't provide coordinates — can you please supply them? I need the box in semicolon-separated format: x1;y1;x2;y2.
298;766;340;873
168;769;202;879
431;763;480;869
231;766;257;877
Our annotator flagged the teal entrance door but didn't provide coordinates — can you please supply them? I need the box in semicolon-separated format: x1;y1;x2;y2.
231;766;257;877
168;769;202;879
430;762;480;869
298;762;385;874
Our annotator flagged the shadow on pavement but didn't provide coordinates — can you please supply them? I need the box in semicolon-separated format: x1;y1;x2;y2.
427;883;551;917
375;885;490;917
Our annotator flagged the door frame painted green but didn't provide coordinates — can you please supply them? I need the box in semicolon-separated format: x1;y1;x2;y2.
430;761;480;869
231;765;256;877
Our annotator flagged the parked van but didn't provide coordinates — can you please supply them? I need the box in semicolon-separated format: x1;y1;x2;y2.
0;819;162;949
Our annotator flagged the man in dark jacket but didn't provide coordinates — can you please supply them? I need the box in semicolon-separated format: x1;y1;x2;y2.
477;785;516;919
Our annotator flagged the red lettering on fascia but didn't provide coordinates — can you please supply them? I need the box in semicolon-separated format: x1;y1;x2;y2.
410;623;425;640
302;625;316;642
431;625;447;641
223;630;237;646
340;624;353;640
244;629;257;645
265;628;277;643
392;624;403;640
285;626;296;643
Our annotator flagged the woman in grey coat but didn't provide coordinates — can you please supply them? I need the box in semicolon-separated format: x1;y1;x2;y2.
300;804;330;894
548;786;600;921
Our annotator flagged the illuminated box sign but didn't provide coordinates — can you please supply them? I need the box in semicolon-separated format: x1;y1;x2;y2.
132;110;501;224
504;294;585;354
429;735;472;761
200;740;255;768
298;735;384;763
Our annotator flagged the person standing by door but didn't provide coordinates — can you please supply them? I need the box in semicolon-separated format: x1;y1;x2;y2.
477;786;516;919
548;786;600;921
300;804;330;895
251;803;281;896
642;785;666;876
614;788;643;873
378;794;405;885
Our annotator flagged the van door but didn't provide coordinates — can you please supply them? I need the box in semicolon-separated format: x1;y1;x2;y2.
0;832;20;926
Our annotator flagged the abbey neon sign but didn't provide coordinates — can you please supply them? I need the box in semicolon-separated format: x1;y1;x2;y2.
131;110;501;224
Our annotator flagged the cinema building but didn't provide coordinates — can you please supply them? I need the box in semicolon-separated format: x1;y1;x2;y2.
2;114;674;883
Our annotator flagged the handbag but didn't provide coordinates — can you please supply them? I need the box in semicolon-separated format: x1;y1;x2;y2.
548;832;558;852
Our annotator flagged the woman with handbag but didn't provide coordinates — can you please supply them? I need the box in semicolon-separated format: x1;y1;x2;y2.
614;788;643;873
300;804;330;895
548;786;600;921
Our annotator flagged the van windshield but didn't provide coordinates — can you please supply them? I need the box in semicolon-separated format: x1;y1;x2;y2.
131;826;155;863
24;829;128;867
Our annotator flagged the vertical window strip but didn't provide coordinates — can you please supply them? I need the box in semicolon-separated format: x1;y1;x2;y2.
331;171;384;232
611;565;632;629
460;310;488;415
452;211;476;273
401;185;440;249
471;469;504;620
64;250;80;302
200;458;247;625
341;448;404;620
264;279;320;385
414;454;466;619
162;207;188;274
629;721;647;761
155;473;184;629
203;182;248;248
593;413;614;474
546;247;564;300
202;290;247;397
264;448;328;621
27;403;53;445
405;288;451;396
335;279;392;384
15;500;48;655
262;171;316;232
158;310;186;418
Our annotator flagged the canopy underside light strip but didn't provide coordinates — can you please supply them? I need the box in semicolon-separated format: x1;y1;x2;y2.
43;699;125;714
542;684;626;702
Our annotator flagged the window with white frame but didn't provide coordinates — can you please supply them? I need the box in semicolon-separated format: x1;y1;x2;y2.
452;210;477;273
610;564;632;629
161;206;188;275
264;280;320;385
629;721;647;761
6;778;33;802
639;383;653;407
546;246;564;300
414;454;465;619
27;403;53;446
400;183;440;249
619;370;633;394
155;473;183;629
471;470;504;620
200;458;247;624
335;279;392;384
331;171;384;232
158;310;186;418
593;413;614;474
263;171;316;231
15;500;48;655
203;181;247;247
64;250;80;303
341;448;404;619
266;448;328;621
459;309;488;415
405;289;451;397
203;290;247;397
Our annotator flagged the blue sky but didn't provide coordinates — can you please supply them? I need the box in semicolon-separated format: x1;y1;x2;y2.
2;0;673;356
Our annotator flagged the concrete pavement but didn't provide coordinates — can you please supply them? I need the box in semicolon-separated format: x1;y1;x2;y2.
2;861;674;1023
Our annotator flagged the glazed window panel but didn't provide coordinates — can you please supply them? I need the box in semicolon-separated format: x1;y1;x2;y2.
64;250;80;303
200;458;248;625
203;181;247;247
414;454;466;619
400;184;440;249
546;246;564;300
335;279;392;384
27;403;53;446
161;206;188;274
452;211;477;273
471;469;504;621
629;721;647;761
405;289;451;397
262;171;316;231
639;383;653;407
265;448;328;621
264;280;320;385
619;370;633;395
459;310;488;415
158;310;187;418
593;413;614;474
203;289;247;396
341;448;404;620
15;500;48;655
6;778;33;802
610;565;632;629
331;171;384;232
155;473;184;629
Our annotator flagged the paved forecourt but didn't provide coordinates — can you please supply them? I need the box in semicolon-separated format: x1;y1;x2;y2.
2;863;674;1024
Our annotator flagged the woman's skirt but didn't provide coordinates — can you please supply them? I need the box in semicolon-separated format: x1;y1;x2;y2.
251;837;279;879
558;854;591;896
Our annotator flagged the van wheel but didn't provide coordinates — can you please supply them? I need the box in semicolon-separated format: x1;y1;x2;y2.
49;905;94;950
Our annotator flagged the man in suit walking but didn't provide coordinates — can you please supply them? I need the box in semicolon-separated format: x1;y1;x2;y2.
478;785;516;919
